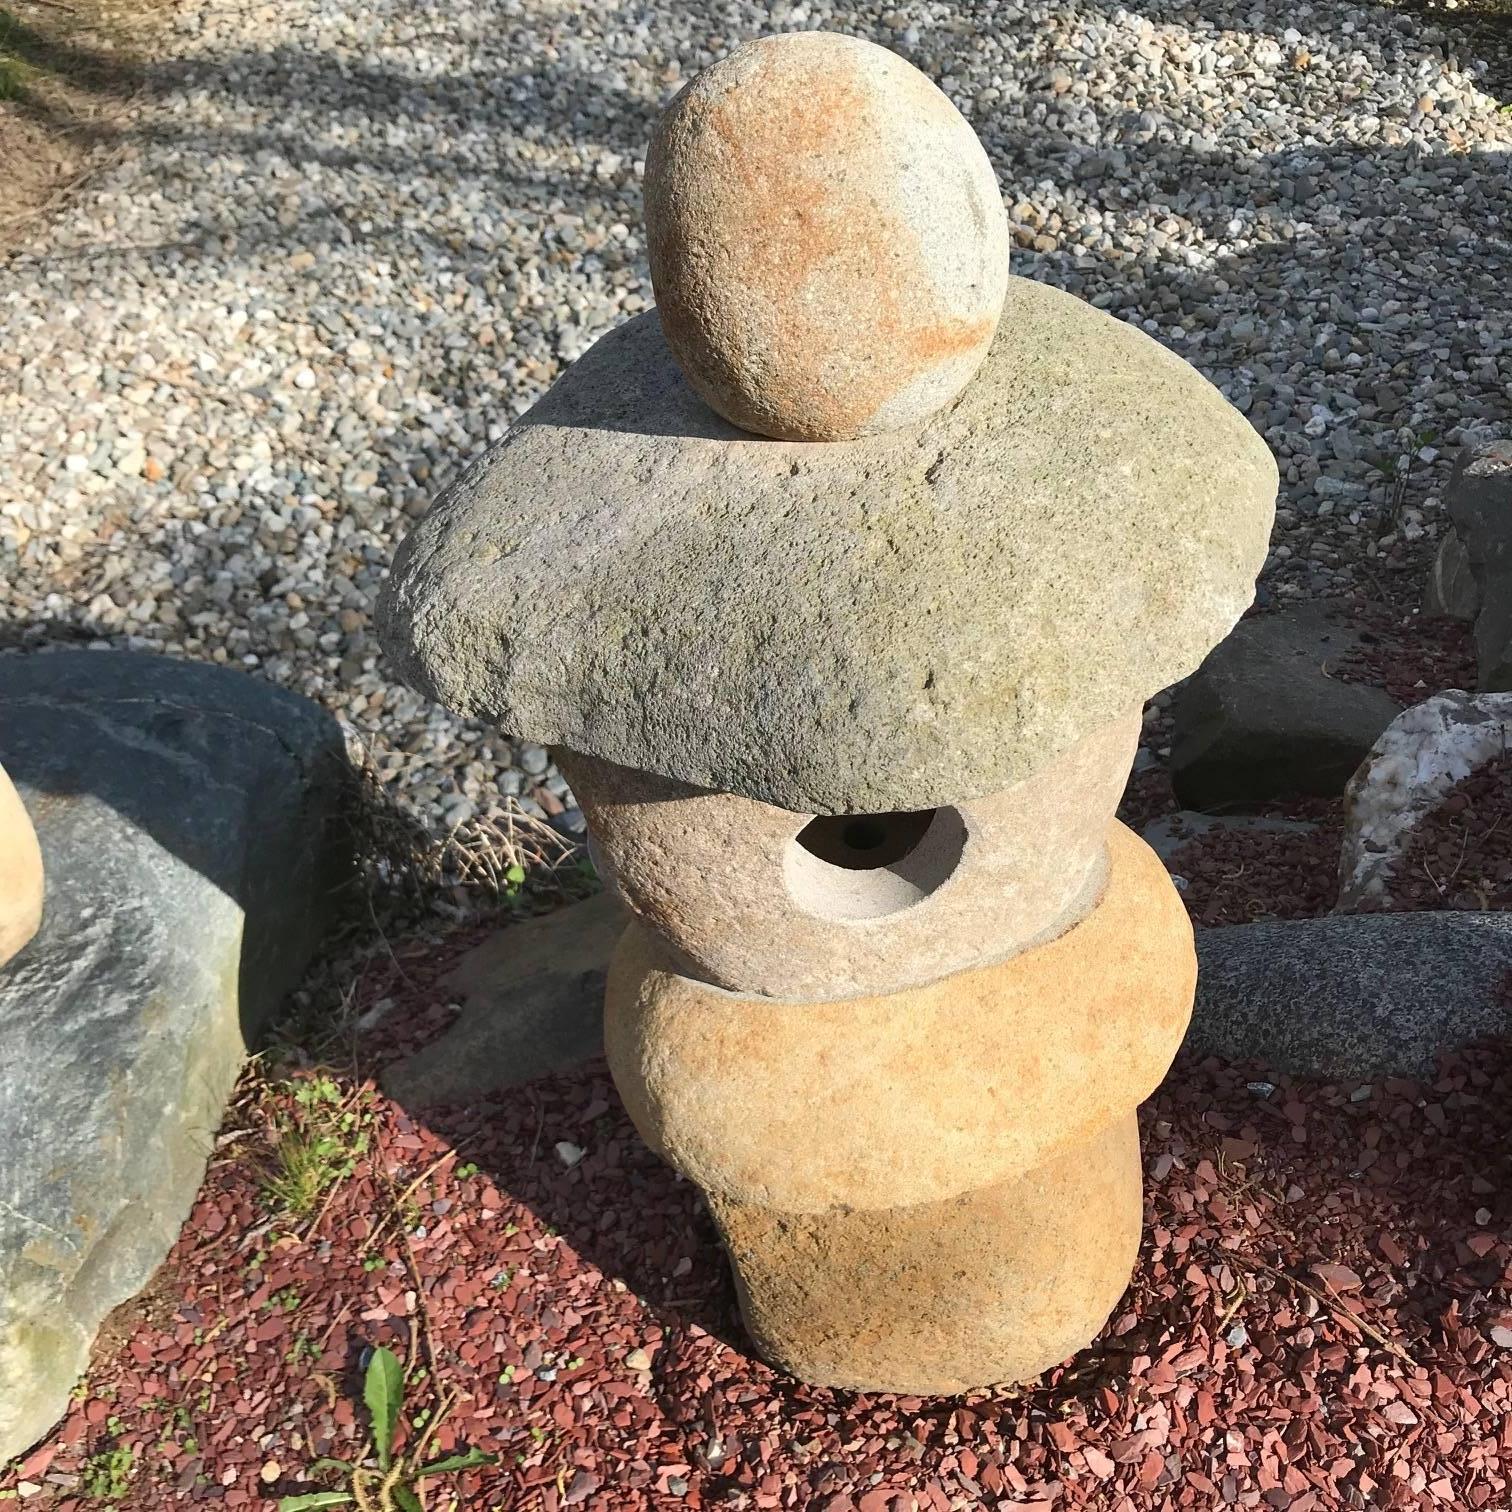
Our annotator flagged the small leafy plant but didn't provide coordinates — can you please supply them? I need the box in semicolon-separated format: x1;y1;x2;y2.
278;1346;493;1511
260;1075;372;1218
80;1444;134;1501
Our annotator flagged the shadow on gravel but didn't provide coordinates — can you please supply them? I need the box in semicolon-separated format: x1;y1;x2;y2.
416;1061;760;1366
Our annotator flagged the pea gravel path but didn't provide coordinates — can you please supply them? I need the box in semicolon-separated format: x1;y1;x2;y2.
2;0;1509;832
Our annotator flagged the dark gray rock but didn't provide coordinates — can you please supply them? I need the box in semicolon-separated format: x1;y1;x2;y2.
383;891;620;1107
379;281;1276;815
1169;602;1402;810
1423;527;1479;621
0;651;356;1460
1188;911;1512;1077
1444;437;1512;687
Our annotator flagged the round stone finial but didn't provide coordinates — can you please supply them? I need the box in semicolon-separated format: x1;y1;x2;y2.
644;31;1010;442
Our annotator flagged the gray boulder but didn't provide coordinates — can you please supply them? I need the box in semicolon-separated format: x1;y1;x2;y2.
0;651;355;1460
383;891;621;1106
1423;527;1479;621
1169;602;1402;810
1188;911;1512;1077
1444;436;1512;687
379;278;1276;815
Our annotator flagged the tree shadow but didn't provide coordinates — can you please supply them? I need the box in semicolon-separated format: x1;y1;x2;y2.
0;2;141;135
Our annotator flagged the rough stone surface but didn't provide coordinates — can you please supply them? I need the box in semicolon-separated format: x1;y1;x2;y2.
1170;602;1403;810
644;32;1009;442
605;822;1193;1213
1445;436;1512;689
711;1112;1141;1395
1188;910;1512;1077
0;763;42;969
383;892;622;1106
560;710;1137;999
381;279;1276;815
0;650;355;1461
1337;689;1512;912
1424;527;1479;621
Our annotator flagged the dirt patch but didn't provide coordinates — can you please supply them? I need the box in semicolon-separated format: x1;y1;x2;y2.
0;0;153;253
1167;798;1346;928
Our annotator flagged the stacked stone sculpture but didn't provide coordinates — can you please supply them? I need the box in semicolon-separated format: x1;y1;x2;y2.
380;31;1277;1393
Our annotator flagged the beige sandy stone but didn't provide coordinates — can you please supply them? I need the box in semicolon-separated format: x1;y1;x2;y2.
0;763;42;968
710;1112;1142;1393
645;32;1009;441
559;710;1138;998
605;821;1193;1213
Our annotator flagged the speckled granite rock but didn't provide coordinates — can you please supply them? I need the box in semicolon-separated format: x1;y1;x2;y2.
645;32;1009;441
380;277;1276;815
1189;911;1512;1077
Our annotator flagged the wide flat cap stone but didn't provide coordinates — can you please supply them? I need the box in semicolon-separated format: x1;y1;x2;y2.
380;277;1277;815
646;31;1010;441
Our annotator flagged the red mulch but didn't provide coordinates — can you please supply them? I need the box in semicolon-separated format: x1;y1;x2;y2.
1163;800;1345;929
7;1045;1512;1512
1379;754;1512;914
1333;611;1477;709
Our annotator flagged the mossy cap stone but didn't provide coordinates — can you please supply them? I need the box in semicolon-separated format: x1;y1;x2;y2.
378;277;1277;815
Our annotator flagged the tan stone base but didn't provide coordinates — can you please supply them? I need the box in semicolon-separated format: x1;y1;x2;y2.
0;763;42;969
709;1113;1142;1395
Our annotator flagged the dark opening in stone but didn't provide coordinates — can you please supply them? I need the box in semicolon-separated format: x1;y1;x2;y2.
797;809;939;871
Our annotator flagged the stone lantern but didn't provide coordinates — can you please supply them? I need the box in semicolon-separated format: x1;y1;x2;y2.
379;32;1276;1394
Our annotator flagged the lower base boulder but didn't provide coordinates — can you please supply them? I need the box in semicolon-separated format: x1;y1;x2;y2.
0;651;355;1461
710;1114;1142;1395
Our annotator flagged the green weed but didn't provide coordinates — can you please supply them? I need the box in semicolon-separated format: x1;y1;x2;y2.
278;1345;494;1510
260;1075;372;1219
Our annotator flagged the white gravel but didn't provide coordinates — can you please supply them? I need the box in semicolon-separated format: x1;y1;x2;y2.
1;0;1509;833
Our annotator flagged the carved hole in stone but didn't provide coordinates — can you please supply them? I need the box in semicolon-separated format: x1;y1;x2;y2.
797;810;935;870
785;807;967;922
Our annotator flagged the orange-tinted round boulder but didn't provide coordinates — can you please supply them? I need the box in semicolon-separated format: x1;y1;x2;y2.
644;31;1010;441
